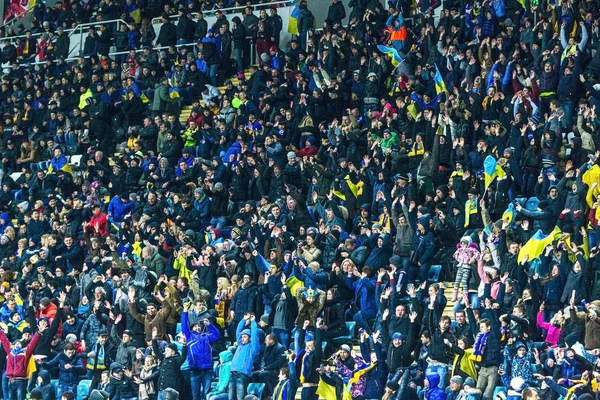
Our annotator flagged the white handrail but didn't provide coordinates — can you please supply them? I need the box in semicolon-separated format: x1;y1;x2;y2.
10;42;197;67
151;0;296;24
68;19;132;37
0;18;130;44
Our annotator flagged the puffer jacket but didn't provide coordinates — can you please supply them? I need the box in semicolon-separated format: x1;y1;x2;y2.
210;350;233;395
320;233;339;271
423;372;446;400
181;311;220;370
345;276;377;318
0;331;40;378
80;313;103;347
42;352;84;386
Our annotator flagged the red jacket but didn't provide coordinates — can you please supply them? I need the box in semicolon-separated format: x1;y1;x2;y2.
0;331;40;379
37;302;62;337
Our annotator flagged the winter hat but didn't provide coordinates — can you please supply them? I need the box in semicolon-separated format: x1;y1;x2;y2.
464;377;476;387
392;332;404;340
40;297;51;307
308;262;320;272
167;343;179;352
30;389;43;400
287;151;296;160
66;334;77;343
510;377;525;391
460;236;472;246
450;376;463;385
340;344;351;352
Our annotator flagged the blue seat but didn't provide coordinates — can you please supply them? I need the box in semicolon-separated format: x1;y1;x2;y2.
332;321;356;344
77;380;91;400
428;265;442;283
493;386;506;400
51;380;59;393
247;382;265;399
176;323;182;334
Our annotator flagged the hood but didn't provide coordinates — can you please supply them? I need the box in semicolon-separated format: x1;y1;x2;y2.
426;372;440;389
38;370;51;385
417;215;431;233
219;350;233;363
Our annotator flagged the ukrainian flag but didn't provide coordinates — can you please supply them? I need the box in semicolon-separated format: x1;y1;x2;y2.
286;270;304;296
288;5;301;34
517;226;562;263
377;44;404;67
502;203;516;225
47;161;73;175
483;155;506;189
433;64;447;94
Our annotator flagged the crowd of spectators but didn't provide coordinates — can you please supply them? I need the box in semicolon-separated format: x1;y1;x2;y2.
1;0;600;400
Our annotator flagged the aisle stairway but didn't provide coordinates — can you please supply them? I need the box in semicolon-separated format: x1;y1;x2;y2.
176;75;460;399
178;72;250;125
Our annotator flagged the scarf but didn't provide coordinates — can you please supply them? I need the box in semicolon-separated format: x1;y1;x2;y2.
273;379;289;400
78;303;90;316
464;198;478;227
296;349;311;384
500;326;509;343
471;332;489;362
139;366;156;399
87;344;106;370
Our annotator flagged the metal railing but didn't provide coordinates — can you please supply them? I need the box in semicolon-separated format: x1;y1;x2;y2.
151;0;296;24
7;42;197;68
67;19;132;57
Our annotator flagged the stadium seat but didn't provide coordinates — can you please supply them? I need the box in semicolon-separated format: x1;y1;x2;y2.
493;386;506;400
247;382;265;399
176;323;182;334
331;321;356;345
77;379;91;400
70;155;83;167
51;379;58;393
428;265;442;283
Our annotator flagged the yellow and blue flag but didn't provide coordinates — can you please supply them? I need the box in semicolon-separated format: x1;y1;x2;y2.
376;45;404;67
433;64;447;94
518;226;562;263
288;6;301;34
502;203;516;225
286;271;304;296
483;155;506;189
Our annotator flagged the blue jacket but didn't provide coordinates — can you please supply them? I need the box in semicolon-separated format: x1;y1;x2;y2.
181;311;220;370
231;319;260;377
43;352;84;386
345;276;377;318
107;196;135;223
423;373;446;400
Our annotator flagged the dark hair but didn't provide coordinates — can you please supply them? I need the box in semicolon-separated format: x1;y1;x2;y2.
279;367;289;378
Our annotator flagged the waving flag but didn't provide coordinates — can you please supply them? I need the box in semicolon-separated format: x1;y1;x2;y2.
288;5;301;34
518;226;562;263
410;92;443;111
483;155;506;189
433;64;448;94
377;45;404;67
502;203;516;225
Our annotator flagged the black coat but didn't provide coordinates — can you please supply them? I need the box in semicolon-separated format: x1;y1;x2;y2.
157;22;177;47
152;339;187;391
